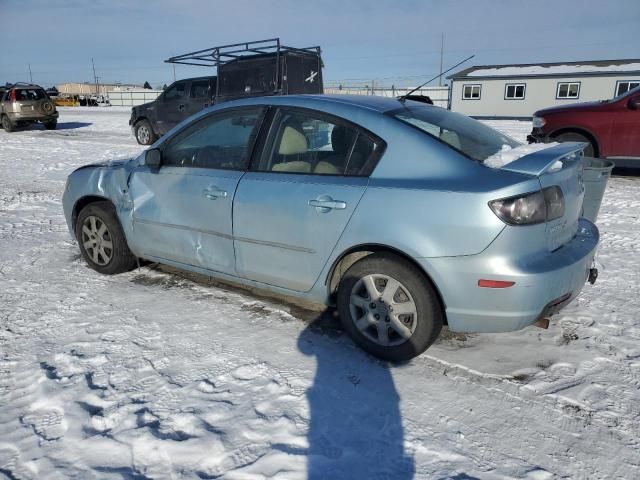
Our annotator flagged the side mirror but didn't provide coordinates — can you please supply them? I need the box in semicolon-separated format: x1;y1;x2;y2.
145;148;162;169
628;96;640;110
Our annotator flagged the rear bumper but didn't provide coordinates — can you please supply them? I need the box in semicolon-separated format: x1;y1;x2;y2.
419;218;599;333
8;111;58;122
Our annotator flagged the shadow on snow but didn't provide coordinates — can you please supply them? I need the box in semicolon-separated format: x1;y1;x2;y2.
298;309;414;479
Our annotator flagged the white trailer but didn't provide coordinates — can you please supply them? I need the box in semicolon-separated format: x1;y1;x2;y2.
448;59;640;119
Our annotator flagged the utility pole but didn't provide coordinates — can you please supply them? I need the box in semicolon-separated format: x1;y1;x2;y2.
92;58;98;95
438;34;444;86
28;64;33;83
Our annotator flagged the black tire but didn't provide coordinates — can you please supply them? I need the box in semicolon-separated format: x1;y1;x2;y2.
337;252;443;361
76;201;137;275
552;132;597;158
43;120;57;130
134;119;157;145
1;115;14;133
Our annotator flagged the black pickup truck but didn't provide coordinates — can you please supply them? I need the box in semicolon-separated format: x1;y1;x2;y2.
130;76;216;145
130;38;323;145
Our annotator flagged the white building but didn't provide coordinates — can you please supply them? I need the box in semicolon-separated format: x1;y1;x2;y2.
448;59;640;119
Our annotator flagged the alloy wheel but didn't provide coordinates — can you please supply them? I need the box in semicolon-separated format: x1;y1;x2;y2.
81;215;113;266
137;125;150;144
349;274;418;347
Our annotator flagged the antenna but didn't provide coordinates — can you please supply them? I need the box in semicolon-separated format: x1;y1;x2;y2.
439;34;444;87
400;54;475;102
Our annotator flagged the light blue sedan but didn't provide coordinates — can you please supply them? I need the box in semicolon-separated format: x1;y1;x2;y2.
62;95;599;361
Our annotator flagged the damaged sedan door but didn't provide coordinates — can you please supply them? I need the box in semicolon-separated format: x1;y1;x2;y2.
128;107;266;274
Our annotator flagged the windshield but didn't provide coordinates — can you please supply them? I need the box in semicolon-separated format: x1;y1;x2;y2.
390;105;520;162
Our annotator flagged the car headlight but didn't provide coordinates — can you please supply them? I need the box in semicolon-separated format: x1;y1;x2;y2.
532;116;546;128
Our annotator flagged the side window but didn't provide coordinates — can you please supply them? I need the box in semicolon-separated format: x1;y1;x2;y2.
164;82;186;101
462;84;481;100
616;81;640;97
504;83;526;100
190;80;210;99
257;109;382;176
162;108;264;170
556;82;580;99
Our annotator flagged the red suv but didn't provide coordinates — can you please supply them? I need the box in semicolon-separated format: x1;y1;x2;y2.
528;86;640;167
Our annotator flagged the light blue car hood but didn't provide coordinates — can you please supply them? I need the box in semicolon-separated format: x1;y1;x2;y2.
73;155;140;174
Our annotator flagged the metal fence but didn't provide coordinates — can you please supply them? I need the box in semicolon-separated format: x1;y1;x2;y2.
107;85;450;108
107;90;163;107
324;85;450;108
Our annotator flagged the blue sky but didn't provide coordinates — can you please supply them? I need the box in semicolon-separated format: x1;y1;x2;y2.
1;0;638;88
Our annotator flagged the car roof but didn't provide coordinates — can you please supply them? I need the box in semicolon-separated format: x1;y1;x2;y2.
219;94;419;114
8;83;44;89
174;76;217;83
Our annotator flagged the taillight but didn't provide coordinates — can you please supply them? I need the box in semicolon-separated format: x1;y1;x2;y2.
489;186;564;225
543;185;564;221
9;90;16;102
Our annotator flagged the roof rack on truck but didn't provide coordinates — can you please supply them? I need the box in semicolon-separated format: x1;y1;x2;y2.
165;38;323;102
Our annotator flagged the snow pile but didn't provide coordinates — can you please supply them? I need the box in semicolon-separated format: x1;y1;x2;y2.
1;109;640;479
484;142;560;168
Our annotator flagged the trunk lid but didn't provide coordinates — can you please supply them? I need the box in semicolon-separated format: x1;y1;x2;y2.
495;142;586;251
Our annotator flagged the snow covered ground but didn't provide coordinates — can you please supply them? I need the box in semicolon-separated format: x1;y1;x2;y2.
1;108;639;479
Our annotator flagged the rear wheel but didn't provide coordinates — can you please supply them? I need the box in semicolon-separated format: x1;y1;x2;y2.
134;119;157;145
76;201;137;275
337;252;443;361
552;132;597;158
1;115;14;133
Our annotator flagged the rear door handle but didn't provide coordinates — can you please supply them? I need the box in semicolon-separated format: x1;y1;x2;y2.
203;187;228;200
308;199;347;210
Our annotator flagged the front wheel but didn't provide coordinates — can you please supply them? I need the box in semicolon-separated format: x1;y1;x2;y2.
337;252;443;361
76;201;137;274
134;119;157;145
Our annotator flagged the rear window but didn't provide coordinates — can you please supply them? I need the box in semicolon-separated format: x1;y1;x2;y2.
390;106;519;162
15;88;47;101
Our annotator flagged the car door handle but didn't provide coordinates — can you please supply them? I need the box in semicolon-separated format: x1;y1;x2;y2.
203;187;227;200
308;199;347;210
178;104;186;111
